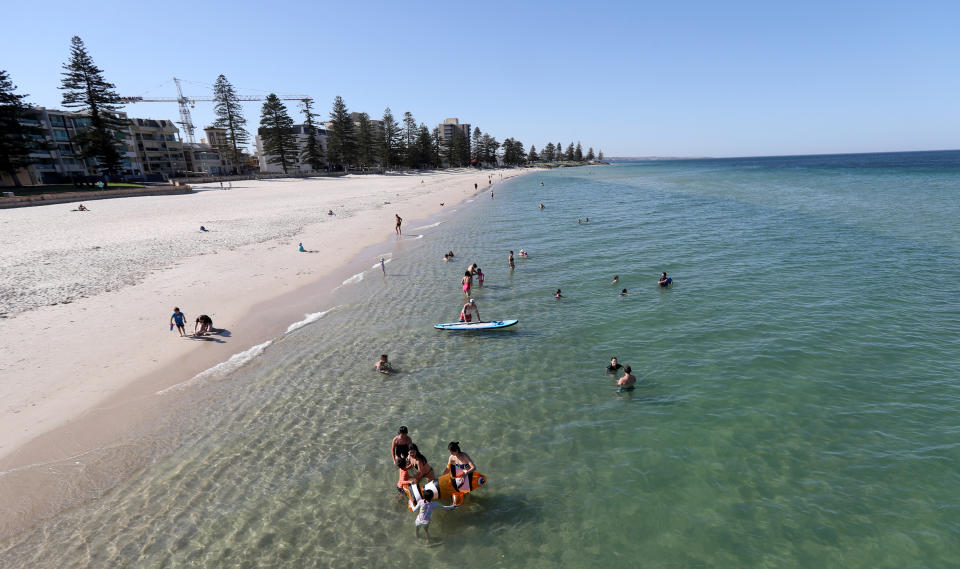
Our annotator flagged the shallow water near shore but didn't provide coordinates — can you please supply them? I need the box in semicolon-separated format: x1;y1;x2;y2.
3;152;960;567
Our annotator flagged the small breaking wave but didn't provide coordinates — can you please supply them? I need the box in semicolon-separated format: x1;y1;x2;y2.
286;308;335;333
157;340;273;395
342;272;364;286
410;221;444;231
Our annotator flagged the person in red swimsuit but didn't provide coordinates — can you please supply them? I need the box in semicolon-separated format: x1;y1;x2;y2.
459;299;480;322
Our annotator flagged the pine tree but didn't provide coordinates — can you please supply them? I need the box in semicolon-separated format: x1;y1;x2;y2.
212;74;249;173
432;127;443;168
378;107;401;168
527;144;539;163
59;36;126;176
258;94;299;175
356;112;374;169
565;143;575;161
556;142;564;162
0;70;46;186
402;112;417;167
299;97;325;172
471;127;482;165
414;124;435;169
598;150;604;161
585;147;595;161
326;95;355;170
542;142;555;162
574;142;583;162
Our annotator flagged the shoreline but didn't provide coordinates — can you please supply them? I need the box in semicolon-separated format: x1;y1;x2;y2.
0;167;538;539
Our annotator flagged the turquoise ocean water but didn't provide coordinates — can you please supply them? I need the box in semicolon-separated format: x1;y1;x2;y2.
2;151;959;567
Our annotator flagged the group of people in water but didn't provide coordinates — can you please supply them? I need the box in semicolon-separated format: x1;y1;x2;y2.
391;426;477;542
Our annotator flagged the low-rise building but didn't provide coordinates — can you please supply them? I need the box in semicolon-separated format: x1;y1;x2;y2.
182;142;228;176
129;118;186;177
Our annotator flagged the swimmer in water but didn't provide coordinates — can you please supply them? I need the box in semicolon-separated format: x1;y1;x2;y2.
607;357;623;373
555;289;563;299
619;288;629;296
610;275;619;286
539;202;545;209
375;354;392;374
659;272;671;287
617;365;636;391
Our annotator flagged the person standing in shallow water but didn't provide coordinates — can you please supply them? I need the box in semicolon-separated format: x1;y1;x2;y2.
395;214;402;235
391;426;412;466
508;250;515;270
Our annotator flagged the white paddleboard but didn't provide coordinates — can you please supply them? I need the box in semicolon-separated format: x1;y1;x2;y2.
434;319;519;330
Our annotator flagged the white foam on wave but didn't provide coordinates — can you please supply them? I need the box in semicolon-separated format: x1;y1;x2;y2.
286;308;334;333
156;340;273;395
371;258;393;269
410;221;444;231
466;199;475;203
342;272;364;286
412;234;424;240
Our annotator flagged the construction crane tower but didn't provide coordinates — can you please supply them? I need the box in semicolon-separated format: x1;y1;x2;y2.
121;78;309;144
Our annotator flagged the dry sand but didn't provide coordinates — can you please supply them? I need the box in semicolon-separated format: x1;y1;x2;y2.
0;168;532;536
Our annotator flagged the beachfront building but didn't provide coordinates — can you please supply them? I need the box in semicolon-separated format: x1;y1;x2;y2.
129;118;186;177
255;124;329;174
182;142;228;176
438;118;471;146
4;107;140;185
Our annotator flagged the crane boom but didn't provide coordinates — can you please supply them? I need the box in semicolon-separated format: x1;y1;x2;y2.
120;78;309;144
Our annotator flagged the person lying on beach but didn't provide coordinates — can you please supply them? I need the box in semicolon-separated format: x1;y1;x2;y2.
607;357;623;373
200;225;209;232
194;314;213;336
408;444;436;483
170;307;186;337
409;489;456;544
375;354;392;375
555;289;563;299
610;275;619;286
391;426;412;466
327;210;334;215
459;299;480;323
658;272;672;287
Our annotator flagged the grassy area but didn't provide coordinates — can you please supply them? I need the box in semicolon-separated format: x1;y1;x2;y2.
3;183;146;196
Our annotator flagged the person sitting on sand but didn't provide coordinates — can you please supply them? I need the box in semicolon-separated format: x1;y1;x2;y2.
391;426;412;466
617;365;636;391
607;357;623;373
328;210;334;216
459;299;480;323
375;354;392;375
200;225;208;232
555;289;563;299
298;242;305;252
658;272;672;287
194;314;213;336
610;275;619;286
76;204;89;211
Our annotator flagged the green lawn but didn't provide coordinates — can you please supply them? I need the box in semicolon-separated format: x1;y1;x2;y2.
3;183;146;196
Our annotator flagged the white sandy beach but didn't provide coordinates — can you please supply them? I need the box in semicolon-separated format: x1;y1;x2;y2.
0;168;531;536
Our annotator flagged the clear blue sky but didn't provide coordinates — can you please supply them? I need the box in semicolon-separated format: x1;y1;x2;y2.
3;0;958;157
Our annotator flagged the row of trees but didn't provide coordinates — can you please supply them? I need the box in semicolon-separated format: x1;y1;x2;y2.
1;35;604;185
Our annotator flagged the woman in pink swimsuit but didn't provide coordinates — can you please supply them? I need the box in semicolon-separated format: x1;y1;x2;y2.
461;271;471;297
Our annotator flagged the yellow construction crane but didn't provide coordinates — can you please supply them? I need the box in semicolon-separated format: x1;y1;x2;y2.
121;77;308;143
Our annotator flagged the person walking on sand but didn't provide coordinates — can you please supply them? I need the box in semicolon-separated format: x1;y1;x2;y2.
409;488;456;544
508;250;515;270
170;307;187;337
395;214;402;235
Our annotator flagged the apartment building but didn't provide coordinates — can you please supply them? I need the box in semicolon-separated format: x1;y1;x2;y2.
437;118;471;143
7;107;140;185
130;118;186;176
182;142;228;175
255;124;328;174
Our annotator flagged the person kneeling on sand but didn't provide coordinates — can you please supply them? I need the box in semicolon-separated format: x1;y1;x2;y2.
195;314;213;336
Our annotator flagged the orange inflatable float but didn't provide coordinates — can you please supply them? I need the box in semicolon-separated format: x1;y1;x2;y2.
405;471;487;509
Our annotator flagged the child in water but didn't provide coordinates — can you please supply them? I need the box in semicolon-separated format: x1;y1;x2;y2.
555;289;563;299
409;489;456;543
476;268;484;287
